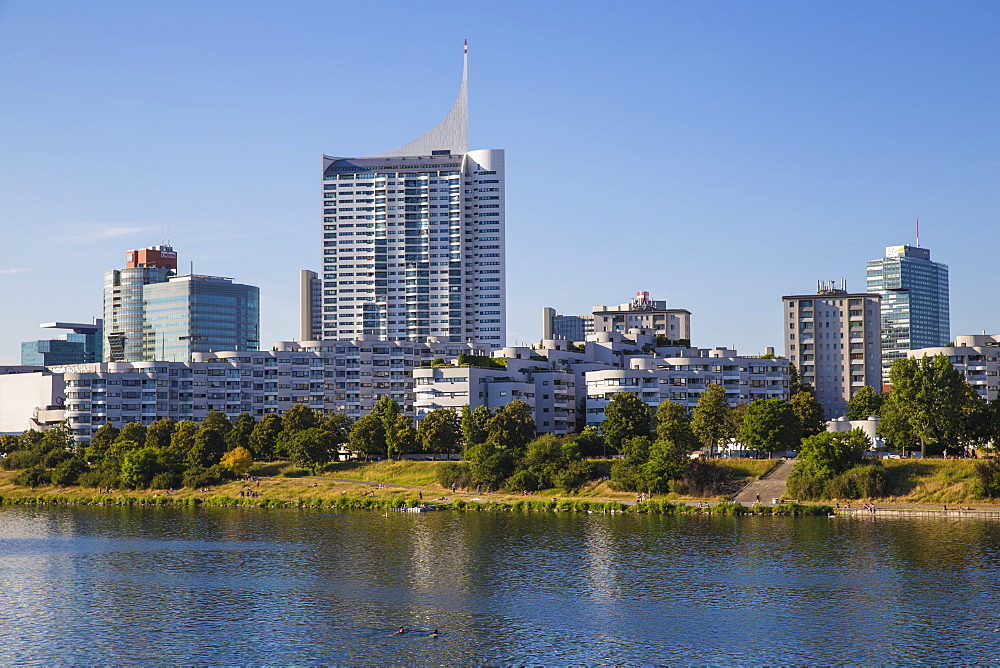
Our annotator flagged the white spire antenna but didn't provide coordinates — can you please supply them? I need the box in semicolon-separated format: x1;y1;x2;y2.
366;41;468;157
916;217;920;247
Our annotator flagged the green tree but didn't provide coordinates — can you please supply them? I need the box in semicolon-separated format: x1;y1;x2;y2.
283;428;338;471
465;440;516;491
117;422;147;448
100;438;142;481
394;415;419;458
796;429;870;478
50;457;90;486
844;385;884;420
347;412;386;460
145;418;175;450
485;399;535;454
609;436;652;492
418;408;461;460
738;399;802;457
570;426;606;458
86;423;120;460
640;438;689;493
189;427;227;468
40;423;75;453
168;421;199;465
788;363;813;395
460;405;492;450
321;413;353;442
120;446;163;489
281;404;317;433
202;411;233;434
690;384;734;457
880;355;982;457
787;428;873;499
371;397;402;458
0;434;21;456
518;434;566;489
601;392;653;453
790;391;827;438
655;400;700;455
225;413;256;452
249;413;282;460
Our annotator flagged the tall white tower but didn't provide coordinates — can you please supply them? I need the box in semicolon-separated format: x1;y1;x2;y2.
320;42;505;348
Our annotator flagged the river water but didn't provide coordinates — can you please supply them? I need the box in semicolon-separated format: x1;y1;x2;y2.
1;506;999;664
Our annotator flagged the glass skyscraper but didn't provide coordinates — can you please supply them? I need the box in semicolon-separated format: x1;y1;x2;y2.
319;42;505;348
104;246;177;361
143;275;260;361
104;246;259;362
866;245;950;382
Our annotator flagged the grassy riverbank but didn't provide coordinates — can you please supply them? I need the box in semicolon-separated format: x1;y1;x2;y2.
871;459;981;505
0;457;810;514
9;456;987;511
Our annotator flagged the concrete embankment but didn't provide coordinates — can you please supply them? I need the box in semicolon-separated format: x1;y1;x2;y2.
836;506;1000;519
733;459;795;505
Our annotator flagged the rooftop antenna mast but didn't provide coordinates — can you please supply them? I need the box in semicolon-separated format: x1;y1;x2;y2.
916;217;920;247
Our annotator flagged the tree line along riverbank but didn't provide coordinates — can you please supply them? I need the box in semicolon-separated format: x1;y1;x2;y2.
0;457;996;511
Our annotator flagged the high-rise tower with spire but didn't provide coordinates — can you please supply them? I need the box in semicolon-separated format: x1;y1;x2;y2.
318;42;505;347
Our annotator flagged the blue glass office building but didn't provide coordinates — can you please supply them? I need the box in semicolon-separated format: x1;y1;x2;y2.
866;245;950;382
21;321;104;366
143;275;260;361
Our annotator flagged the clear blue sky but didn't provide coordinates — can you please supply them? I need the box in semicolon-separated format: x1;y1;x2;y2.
1;0;996;364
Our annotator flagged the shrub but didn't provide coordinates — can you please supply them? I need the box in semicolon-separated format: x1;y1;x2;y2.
554;459;594;492
182;465;225;489
50;458;90;487
42;447;73;469
787;468;829;500
436;462;473;489
504;469;539;492
972;460;1000;499
792;462;889;501
77;469;120;490
14;466;50;488
1;450;38;471
675;459;730;496
150;471;181;490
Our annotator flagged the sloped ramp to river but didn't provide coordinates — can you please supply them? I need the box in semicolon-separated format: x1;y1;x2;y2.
733;459;796;505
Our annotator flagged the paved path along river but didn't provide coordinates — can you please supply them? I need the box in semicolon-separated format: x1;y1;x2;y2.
733;459;795;505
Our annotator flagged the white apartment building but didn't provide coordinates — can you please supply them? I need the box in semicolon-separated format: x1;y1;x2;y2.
414;346;580;434
414;331;789;435
583;347;790;428
320;43;505;348
783;282;882;418
0;337;486;443
908;334;1000;401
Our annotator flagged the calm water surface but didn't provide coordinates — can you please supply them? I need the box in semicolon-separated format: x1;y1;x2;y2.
1;506;1000;664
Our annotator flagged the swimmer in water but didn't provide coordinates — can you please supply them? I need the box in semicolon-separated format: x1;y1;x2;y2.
431;629;439;638
392;627;405;636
